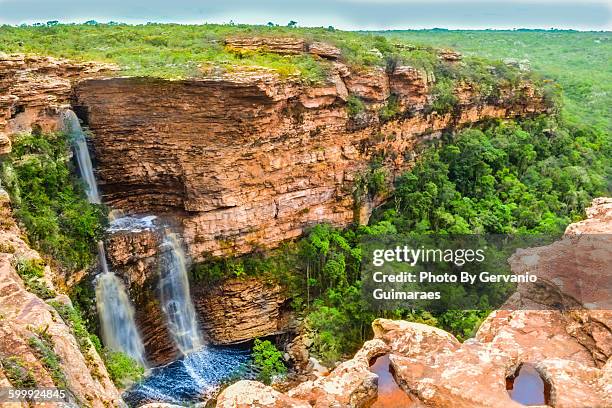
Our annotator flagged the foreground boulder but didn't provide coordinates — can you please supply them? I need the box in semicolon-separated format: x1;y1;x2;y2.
217;380;310;408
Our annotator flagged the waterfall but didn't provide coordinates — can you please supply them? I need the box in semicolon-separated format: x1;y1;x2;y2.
158;232;204;355
63;110;147;367
62;110;101;204
96;273;147;367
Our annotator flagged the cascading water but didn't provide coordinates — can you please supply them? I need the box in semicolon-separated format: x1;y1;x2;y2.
158;232;204;355
95;273;148;367
62;110;101;204
62;110;147;367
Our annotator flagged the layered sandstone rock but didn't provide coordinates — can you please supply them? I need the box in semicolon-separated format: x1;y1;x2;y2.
224;37;342;59
0;53;117;153
192;277;292;344
73;62;548;261
0;191;122;406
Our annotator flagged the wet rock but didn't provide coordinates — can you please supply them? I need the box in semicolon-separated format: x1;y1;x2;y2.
105;228;161;288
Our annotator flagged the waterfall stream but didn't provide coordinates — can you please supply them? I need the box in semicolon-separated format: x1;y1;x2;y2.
158;232;204;355
95;273;148;367
62;110;101;204
63;110;147;367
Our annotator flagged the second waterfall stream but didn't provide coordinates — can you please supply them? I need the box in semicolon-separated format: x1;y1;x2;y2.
158;231;204;354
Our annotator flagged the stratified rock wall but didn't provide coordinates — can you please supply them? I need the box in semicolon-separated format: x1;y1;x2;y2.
73;64;547;260
192;277;292;344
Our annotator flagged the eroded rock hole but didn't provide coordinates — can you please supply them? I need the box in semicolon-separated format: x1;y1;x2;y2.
369;354;419;407
506;363;551;406
10;104;25;119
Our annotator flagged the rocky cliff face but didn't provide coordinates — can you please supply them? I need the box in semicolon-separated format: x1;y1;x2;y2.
73;60;547;261
104;225;293;364
216;197;612;408
0;53;117;154
0;190;122;407
192;277;292;344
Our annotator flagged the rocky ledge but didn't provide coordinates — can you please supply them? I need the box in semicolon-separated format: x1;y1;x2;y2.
0;53;117;154
72;50;548;261
216;197;612;408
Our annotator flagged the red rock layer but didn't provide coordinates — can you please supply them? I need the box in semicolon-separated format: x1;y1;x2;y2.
73;66;548;260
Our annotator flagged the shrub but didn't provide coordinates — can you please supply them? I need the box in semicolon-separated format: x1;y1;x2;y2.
252;339;286;385
14;258;56;299
346;95;366;117
1;356;37;388
28;328;68;389
431;78;458;114
49;301;92;355
378;94;401;121
1;132;107;271
102;350;144;389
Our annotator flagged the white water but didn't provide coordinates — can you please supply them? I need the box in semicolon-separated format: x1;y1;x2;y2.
158;232;204;355
63;110;147;367
96;272;147;367
62;110;101;204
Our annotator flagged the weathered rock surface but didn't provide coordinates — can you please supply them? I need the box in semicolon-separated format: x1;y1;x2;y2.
0;190;122;407
0;53;117;153
192;277;292;344
287;339;388;407
217;380;311;408
383;197;612;408
224;37;342;59
73;62;548;261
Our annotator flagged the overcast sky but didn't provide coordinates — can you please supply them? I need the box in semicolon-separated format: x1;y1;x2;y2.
0;0;610;30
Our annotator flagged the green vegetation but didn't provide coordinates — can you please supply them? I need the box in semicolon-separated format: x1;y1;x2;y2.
14;258;56;299
378;94;401;121
346;95;366;117
50;301;96;356
49;300;142;387
0;131;107;271
0;356;37;388
252;339;287;385
379;30;611;133
28;327;68;389
387;117;609;234
102;350;144;389
0;25;607;369
0;23;529;91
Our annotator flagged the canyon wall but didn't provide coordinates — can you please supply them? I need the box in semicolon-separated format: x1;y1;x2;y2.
73;58;548;261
